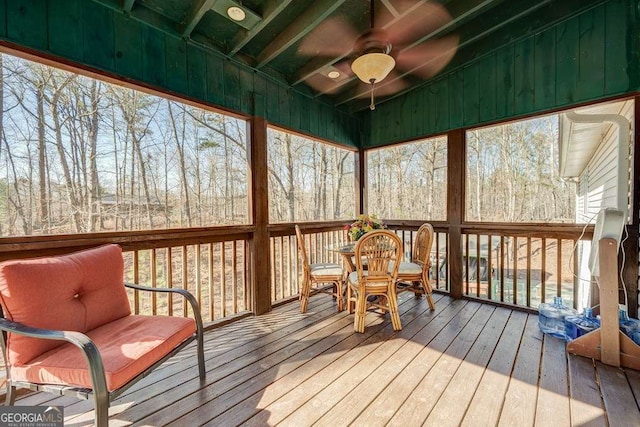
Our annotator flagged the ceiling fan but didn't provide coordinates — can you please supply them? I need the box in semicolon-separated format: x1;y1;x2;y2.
298;0;459;109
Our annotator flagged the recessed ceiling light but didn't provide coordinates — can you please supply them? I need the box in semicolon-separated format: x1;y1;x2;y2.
327;71;341;79
227;6;246;21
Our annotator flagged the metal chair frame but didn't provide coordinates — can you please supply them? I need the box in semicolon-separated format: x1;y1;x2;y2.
0;283;206;427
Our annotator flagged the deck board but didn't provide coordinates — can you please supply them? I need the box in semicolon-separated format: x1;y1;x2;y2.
422;306;511;427
12;294;640;426
461;310;528;426
568;354;606;427
536;336;571;426
498;314;543;427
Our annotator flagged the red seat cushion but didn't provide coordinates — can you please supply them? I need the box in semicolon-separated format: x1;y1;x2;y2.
0;244;131;365
10;315;196;391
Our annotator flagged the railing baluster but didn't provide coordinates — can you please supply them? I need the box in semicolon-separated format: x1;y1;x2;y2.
272;239;278;301
233;240;238;314
487;234;493;300
286;235;292;299
208;243;214;321
464;234;470;296
133;250;140;314
181;246;188;317
573;239;579;309
476;234;481;297
151;248;157;316
500;236;505;302
220;241;226;318
434;232;440;289
244;241;250;312
167;247;173;317
195;244;202;313
541;237;547;304
278;236;284;300
526;237;531;307
513;237;518;306
556;238;562;298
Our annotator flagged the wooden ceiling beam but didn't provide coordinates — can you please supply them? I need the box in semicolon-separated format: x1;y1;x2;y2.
256;0;347;69
182;0;219;38
228;0;294;56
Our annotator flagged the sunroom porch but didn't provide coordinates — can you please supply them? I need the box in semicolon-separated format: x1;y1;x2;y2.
1;0;640;425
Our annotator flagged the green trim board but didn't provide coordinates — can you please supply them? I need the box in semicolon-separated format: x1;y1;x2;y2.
360;0;640;148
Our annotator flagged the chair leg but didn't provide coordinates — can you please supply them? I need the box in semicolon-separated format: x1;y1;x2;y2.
388;290;402;331
354;290;367;333
94;394;109;427
335;281;344;311
5;383;15;405
197;330;206;380
423;279;435;311
300;276;311;313
347;284;355;314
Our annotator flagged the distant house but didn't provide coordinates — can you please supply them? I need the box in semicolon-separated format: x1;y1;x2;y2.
558;99;634;311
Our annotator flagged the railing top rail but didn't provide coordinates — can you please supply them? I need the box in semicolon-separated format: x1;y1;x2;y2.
0;225;254;260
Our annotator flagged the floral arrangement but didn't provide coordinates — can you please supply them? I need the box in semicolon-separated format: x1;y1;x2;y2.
345;214;386;241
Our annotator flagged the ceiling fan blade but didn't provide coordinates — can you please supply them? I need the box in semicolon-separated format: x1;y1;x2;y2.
297;17;360;57
377;1;454;47
395;35;460;79
354;72;408;98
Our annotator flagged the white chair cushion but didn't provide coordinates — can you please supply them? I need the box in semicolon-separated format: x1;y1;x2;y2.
397;262;422;275
310;263;343;276
388;261;422;275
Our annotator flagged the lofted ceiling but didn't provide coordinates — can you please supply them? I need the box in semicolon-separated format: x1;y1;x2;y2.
95;0;607;112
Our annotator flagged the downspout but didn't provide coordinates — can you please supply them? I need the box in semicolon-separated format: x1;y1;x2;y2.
564;111;631;218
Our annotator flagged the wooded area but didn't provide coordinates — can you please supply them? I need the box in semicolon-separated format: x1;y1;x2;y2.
466;116;575;223
0;53;251;236
267;128;355;223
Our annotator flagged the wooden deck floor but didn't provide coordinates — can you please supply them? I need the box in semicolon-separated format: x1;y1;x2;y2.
15;293;640;426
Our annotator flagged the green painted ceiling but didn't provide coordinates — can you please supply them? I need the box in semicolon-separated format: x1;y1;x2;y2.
93;0;610;112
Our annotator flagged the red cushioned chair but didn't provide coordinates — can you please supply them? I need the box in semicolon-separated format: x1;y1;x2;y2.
0;244;205;426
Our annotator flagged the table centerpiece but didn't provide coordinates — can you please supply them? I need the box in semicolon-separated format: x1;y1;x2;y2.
345;214;386;241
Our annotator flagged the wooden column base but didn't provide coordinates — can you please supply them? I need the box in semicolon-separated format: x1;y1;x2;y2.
565;237;640;371
567;329;640;370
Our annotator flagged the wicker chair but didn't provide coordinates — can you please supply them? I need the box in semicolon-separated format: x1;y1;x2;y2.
347;230;403;333
295;225;344;313
396;223;436;310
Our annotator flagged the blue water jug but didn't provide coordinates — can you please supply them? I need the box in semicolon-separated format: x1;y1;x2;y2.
564;307;600;340
538;296;577;340
619;309;640;346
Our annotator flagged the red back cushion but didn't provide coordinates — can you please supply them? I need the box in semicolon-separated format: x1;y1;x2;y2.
0;244;131;365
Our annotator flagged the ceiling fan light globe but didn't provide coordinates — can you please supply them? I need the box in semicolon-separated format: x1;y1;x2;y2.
351;53;395;84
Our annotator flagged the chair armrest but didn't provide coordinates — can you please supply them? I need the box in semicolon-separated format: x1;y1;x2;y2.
0;318;108;402
124;282;201;318
124;283;205;346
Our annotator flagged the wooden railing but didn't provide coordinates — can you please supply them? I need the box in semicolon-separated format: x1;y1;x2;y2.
0;220;607;324
387;221;594;310
268;221;347;303
0;226;254;326
460;224;593;309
